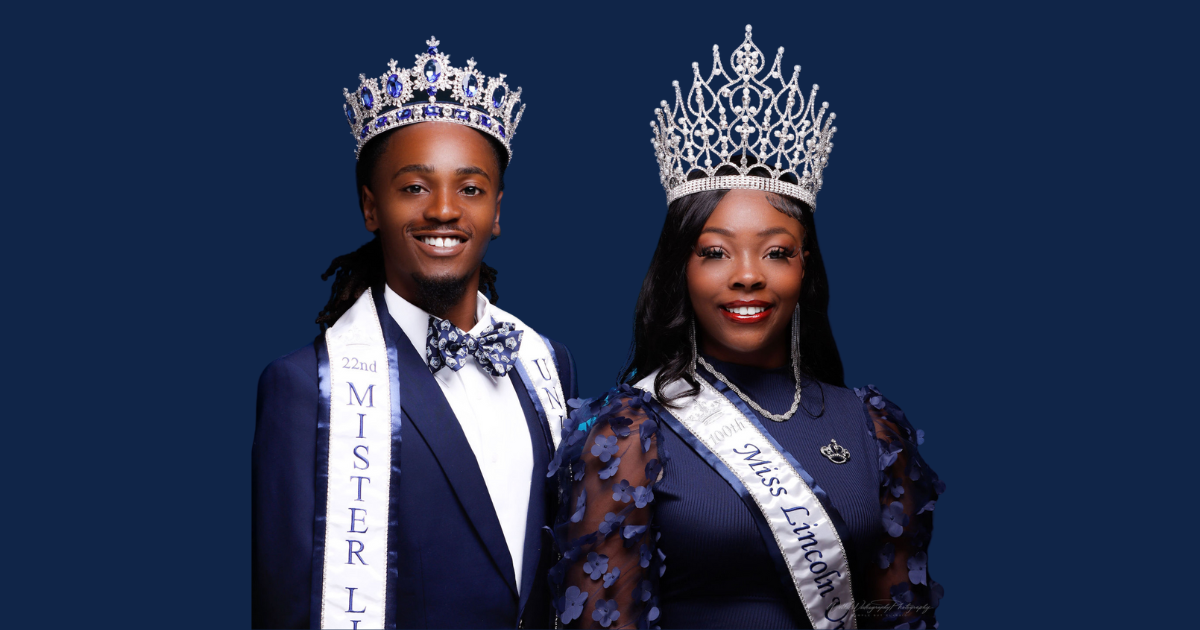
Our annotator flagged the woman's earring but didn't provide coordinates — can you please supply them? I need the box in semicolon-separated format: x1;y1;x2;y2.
689;316;699;378
791;304;802;370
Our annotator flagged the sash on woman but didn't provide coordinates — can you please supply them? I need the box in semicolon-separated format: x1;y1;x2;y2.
312;288;566;629
636;371;858;630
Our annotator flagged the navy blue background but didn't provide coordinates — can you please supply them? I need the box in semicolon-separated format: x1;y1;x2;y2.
4;1;1195;627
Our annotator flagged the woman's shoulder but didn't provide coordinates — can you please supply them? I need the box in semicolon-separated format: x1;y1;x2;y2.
554;385;658;454
851;383;923;445
852;382;946;495
579;381;655;413
565;384;657;436
798;376;862;413
547;384;664;492
801;377;922;440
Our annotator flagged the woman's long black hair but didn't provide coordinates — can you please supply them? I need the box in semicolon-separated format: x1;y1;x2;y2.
315;125;508;331
620;165;845;403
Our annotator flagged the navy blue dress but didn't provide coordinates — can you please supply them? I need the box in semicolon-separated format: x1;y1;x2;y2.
548;356;944;629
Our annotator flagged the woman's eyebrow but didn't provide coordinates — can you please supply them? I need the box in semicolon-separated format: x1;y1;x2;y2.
701;227;734;236
758;227;792;237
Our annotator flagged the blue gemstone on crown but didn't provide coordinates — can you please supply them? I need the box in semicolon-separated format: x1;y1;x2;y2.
345;39;522;160
423;59;442;83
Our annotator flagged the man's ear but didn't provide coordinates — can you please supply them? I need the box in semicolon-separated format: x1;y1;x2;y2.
491;191;503;240
362;186;379;232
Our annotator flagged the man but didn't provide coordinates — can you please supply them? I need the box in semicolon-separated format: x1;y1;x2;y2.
252;37;575;629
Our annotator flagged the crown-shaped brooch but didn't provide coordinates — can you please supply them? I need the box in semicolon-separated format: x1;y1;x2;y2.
651;25;837;208
343;36;525;160
820;439;850;464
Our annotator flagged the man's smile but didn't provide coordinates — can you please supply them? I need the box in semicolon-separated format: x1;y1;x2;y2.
411;229;470;257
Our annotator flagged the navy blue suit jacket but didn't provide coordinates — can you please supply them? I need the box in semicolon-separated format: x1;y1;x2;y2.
252;306;577;629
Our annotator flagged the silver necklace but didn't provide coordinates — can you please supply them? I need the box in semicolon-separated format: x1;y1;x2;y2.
691;318;802;422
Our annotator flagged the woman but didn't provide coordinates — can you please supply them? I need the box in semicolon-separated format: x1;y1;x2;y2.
548;26;943;629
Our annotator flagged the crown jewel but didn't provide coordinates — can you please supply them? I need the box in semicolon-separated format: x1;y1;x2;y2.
343;36;525;160
651;25;837;208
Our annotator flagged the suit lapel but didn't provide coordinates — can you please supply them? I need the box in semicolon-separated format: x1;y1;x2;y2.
510;368;554;617
375;292;519;598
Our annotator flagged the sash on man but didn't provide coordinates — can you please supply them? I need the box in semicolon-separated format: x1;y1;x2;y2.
251;35;574;630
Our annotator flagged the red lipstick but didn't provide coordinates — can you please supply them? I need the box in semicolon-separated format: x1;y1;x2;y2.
719;300;774;324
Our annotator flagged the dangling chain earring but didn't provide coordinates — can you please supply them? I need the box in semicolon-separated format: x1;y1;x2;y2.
791;303;802;372
689;316;699;379
693;306;804;422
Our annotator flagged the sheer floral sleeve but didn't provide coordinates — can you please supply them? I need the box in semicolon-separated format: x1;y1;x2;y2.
548;384;667;629
856;385;945;629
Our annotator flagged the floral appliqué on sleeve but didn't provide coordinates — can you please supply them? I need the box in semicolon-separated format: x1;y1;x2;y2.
856;385;945;629
548;385;667;629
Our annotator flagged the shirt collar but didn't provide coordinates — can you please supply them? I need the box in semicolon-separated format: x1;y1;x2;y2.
383;284;492;358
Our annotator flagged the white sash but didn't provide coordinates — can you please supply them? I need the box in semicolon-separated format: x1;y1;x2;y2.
636;370;857;629
312;291;566;629
490;304;567;449
319;289;394;629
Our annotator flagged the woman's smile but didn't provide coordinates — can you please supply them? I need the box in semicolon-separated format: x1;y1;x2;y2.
719;300;774;323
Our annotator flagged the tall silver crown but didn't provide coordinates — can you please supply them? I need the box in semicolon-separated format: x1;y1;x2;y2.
343;36;525;160
651;25;837;208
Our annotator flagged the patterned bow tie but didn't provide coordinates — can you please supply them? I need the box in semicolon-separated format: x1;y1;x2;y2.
426;316;523;377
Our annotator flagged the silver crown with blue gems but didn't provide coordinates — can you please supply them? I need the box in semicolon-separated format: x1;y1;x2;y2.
651;25;837;209
343;36;525;160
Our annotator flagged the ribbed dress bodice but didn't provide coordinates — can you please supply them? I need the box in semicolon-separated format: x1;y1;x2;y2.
652;356;884;629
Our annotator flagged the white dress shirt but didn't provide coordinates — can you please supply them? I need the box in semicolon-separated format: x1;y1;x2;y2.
384;285;533;592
